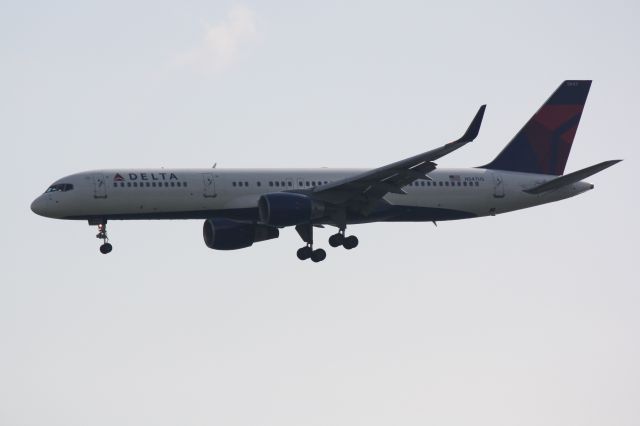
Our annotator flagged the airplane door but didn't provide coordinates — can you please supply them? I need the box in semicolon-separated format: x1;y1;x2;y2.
93;174;108;199
202;173;217;198
493;173;505;198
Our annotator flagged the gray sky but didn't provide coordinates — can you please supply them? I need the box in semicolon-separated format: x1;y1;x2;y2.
2;1;638;425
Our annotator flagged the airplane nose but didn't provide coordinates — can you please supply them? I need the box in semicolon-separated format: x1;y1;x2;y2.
31;197;47;216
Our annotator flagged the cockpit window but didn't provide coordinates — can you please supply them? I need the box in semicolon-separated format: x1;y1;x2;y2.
45;183;74;193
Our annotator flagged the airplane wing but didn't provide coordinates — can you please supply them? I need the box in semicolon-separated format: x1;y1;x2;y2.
309;105;486;206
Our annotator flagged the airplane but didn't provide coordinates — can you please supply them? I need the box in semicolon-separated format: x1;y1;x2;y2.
31;80;620;262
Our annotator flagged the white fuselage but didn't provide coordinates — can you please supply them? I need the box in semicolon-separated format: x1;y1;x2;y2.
31;168;593;224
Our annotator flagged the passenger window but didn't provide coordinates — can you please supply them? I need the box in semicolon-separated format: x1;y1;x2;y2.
245;181;249;187
306;181;310;187
275;181;280;187
113;183;117;187
177;182;181;187
299;181;303;186
438;182;443;186
257;182;261;187
269;181;273;187
475;181;479;186
170;182;175;187
288;182;292;187
164;182;169;187
232;182;237;187
183;182;187;187
152;182;156;187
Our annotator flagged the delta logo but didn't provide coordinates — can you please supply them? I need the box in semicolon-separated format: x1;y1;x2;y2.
113;172;179;181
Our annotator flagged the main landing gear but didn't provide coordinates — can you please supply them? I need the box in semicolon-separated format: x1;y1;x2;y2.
295;224;326;263
296;245;326;262
96;223;113;254
295;224;359;262
328;229;359;250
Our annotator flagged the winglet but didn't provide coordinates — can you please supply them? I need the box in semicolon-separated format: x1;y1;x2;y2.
456;104;486;143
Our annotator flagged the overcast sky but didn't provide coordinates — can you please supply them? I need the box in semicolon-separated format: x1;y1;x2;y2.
1;1;638;425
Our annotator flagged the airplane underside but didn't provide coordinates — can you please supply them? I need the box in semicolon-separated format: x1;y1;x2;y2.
65;204;478;224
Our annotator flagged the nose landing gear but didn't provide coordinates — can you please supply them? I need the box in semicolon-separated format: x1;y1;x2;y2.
96;223;112;254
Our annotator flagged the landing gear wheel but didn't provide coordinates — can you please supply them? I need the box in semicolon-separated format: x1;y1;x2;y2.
311;248;326;263
343;235;359;250
295;224;327;263
95;222;113;254
297;246;312;260
328;233;345;247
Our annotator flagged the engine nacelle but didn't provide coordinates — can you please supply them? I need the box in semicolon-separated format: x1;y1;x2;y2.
258;193;325;227
203;218;279;250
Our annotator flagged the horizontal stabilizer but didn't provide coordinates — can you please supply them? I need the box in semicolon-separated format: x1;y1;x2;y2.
524;160;621;194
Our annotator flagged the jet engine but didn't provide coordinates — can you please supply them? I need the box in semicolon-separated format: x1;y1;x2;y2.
258;193;325;227
203;218;279;250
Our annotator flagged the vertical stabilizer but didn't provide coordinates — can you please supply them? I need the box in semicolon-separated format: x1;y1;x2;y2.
482;80;591;175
